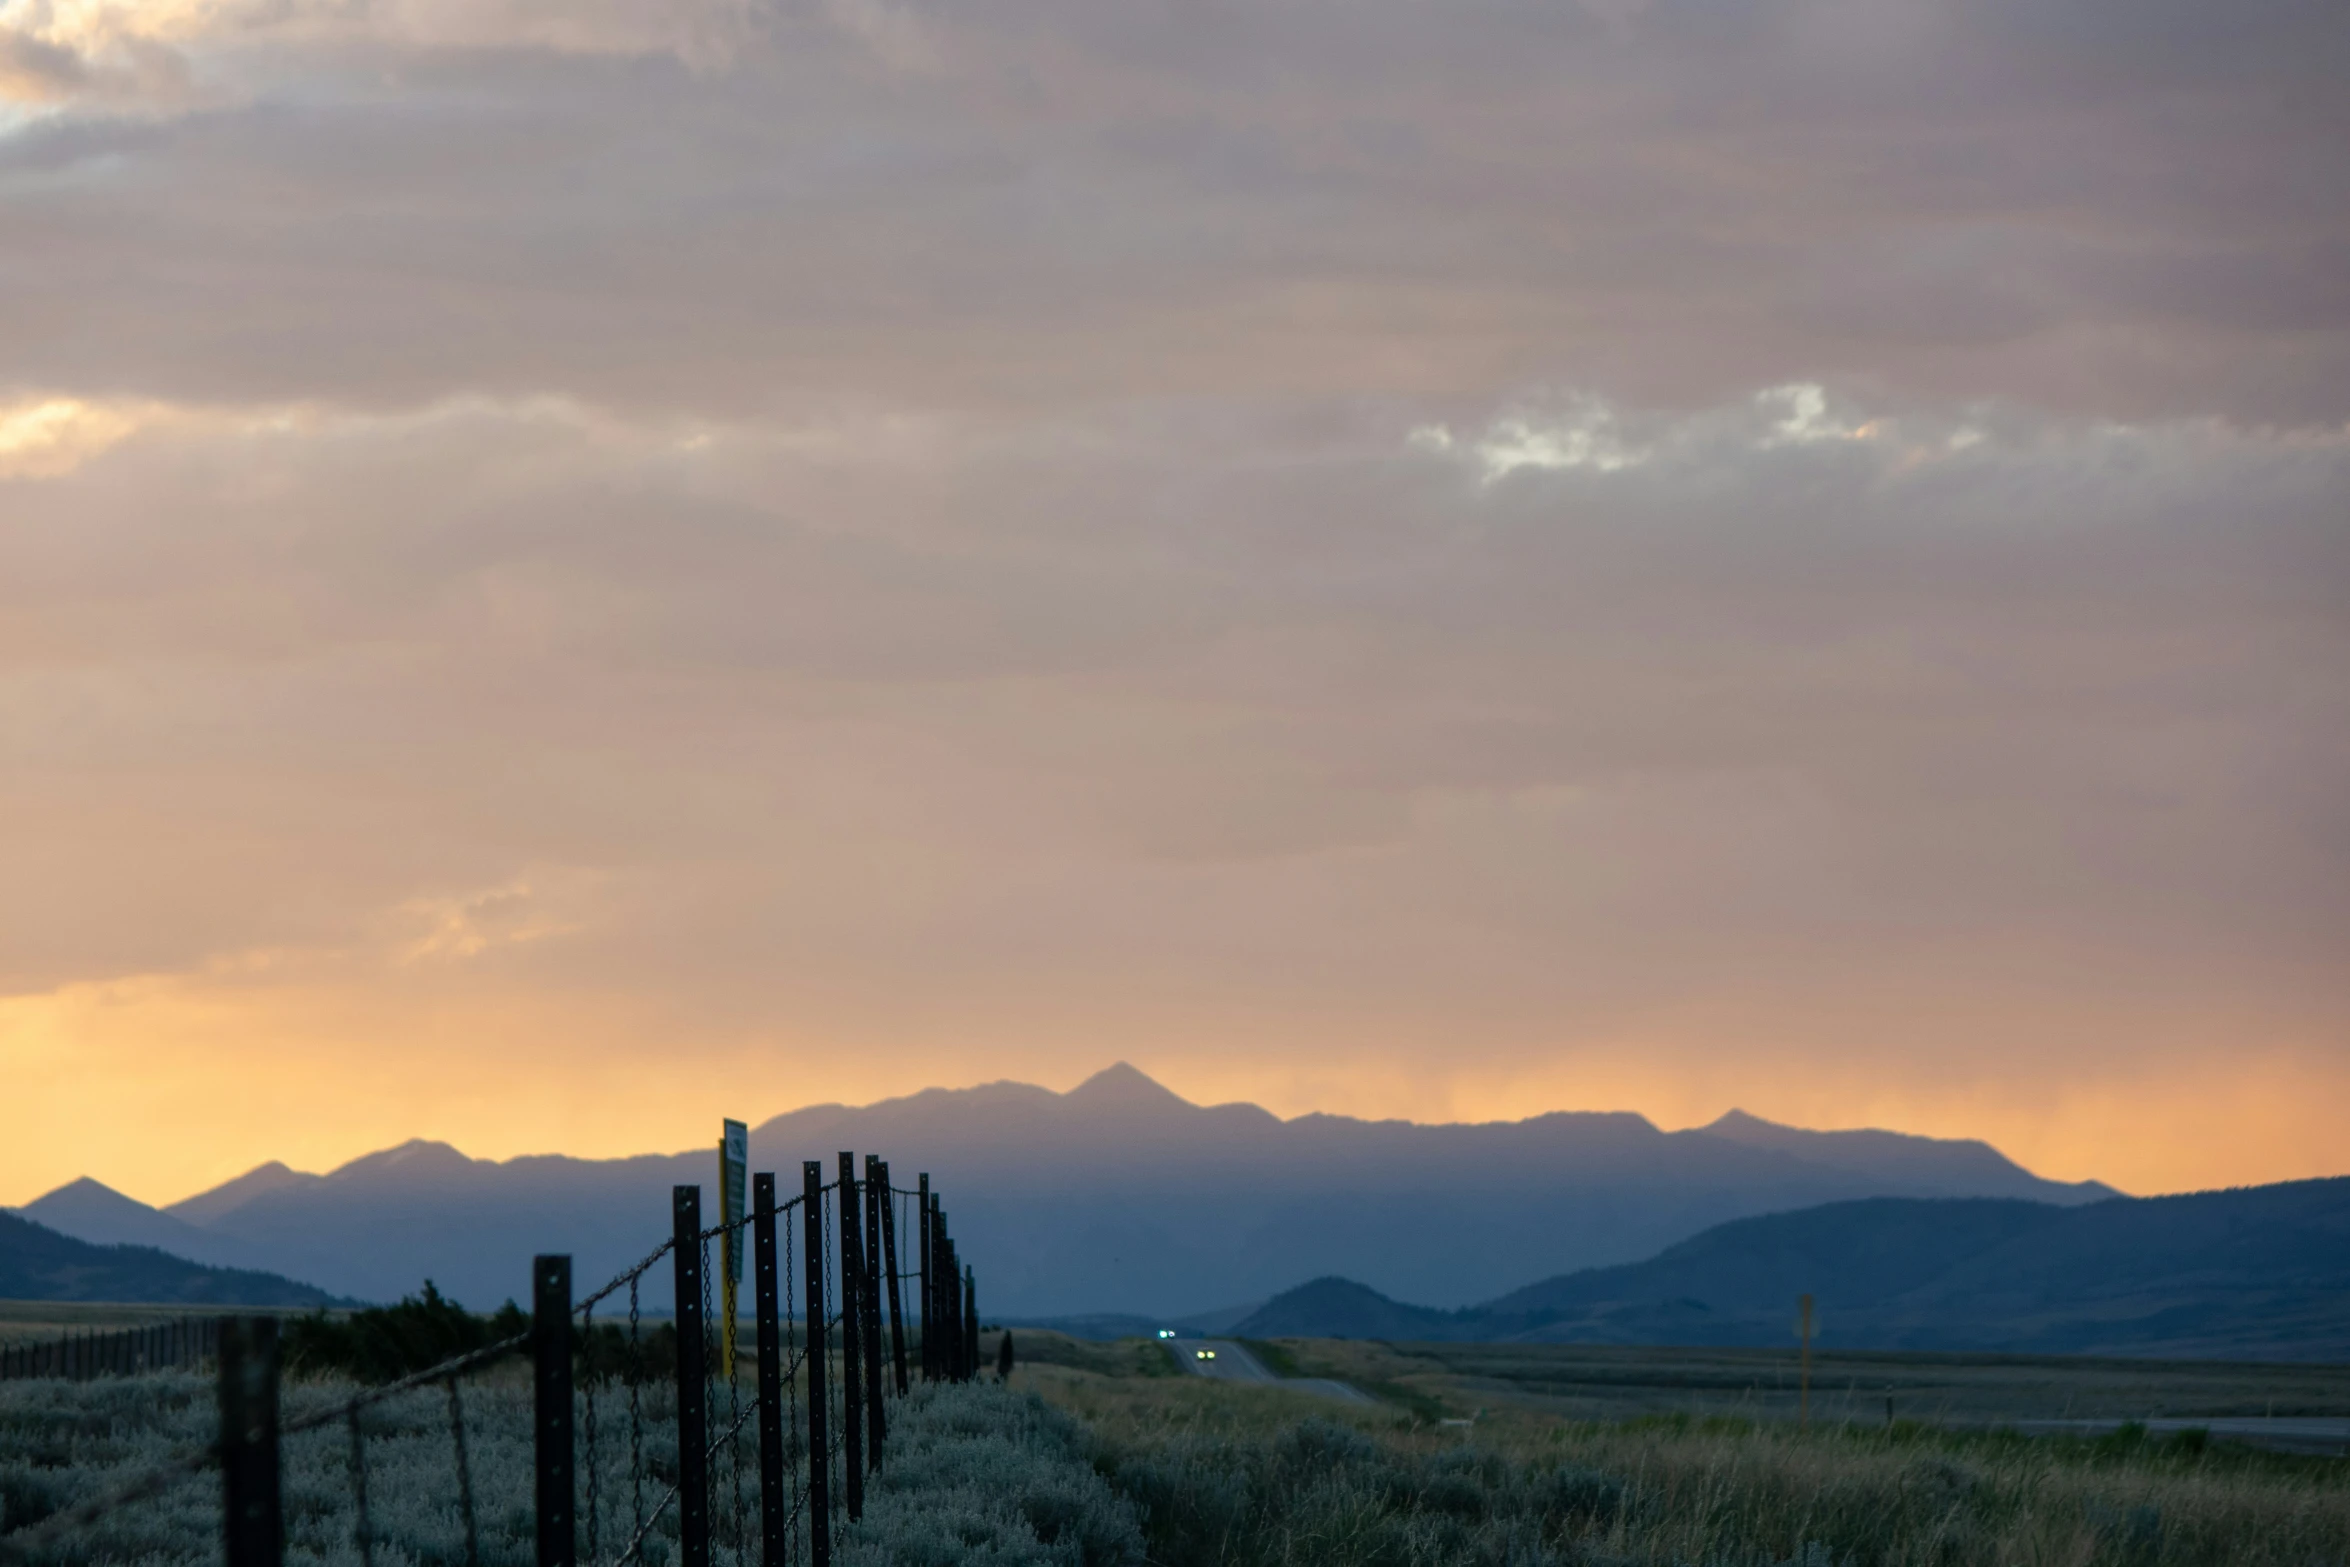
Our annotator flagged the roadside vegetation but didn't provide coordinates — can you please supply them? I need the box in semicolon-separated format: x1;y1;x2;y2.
1029;1360;2350;1567
0;1367;546;1566
840;1382;1139;1566
5;1325;2344;1566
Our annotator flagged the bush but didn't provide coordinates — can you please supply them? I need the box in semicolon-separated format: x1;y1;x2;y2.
283;1282;530;1384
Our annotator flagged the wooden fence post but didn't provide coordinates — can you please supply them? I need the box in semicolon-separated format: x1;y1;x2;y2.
834;1153;864;1519
533;1254;574;1567
801;1161;830;1567
219;1317;283;1567
752;1173;787;1567
672;1186;710;1567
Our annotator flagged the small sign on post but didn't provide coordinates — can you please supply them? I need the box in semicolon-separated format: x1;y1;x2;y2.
720;1119;748;1379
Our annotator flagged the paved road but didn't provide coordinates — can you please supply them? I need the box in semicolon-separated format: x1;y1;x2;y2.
1171;1339;1377;1405
2004;1417;2350;1457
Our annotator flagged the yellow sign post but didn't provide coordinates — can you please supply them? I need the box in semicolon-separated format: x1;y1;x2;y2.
720;1119;748;1379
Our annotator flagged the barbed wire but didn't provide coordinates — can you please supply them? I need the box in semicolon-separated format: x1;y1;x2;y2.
4;1167;944;1567
0;1328;531;1561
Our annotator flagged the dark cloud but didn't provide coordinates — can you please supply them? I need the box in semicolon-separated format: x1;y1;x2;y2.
1;0;2345;418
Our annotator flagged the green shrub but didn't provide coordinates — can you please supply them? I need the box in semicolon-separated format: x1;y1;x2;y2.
282;1282;529;1384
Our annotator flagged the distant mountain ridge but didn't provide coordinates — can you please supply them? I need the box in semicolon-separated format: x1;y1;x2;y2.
16;1064;2116;1315
0;1211;344;1309
1228;1178;2350;1360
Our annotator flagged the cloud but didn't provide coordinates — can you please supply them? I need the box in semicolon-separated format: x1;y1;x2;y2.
1416;396;1648;482
0;25;86;100
1;0;760;72
1;0;2344;419
0;395;142;475
3;383;2341;1003
0;0;2345;1199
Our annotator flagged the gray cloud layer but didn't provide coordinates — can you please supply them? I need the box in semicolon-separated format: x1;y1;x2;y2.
1;0;2346;1146
5;0;2349;419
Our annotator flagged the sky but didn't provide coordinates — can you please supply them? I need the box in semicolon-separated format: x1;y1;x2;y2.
3;0;2346;1210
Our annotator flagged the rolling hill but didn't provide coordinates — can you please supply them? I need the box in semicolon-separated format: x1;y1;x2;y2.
0;1211;344;1308
1229;1177;2350;1359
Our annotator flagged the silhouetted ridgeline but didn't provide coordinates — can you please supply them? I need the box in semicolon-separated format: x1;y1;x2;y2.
1229;1178;2350;1360
0;1211;342;1308
9;1064;2113;1314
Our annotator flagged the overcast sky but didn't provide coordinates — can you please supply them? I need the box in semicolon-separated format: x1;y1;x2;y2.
3;0;2346;1206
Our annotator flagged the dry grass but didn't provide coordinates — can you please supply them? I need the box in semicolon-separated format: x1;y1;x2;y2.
1261;1339;2350;1427
1020;1363;2350;1566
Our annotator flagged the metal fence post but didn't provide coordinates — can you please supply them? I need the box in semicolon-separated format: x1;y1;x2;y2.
801;1161;829;1567
964;1265;979;1380
916;1176;932;1380
834;1153;864;1518
877;1160;907;1396
752;1173;786;1567
930;1210;946;1380
534;1255;575;1567
672;1186;710;1567
933;1214;950;1380
219;1317;283;1567
942;1233;961;1381
860;1156;885;1465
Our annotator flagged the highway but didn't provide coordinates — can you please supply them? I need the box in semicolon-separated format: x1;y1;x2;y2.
2005;1417;2350;1457
1170;1339;1377;1405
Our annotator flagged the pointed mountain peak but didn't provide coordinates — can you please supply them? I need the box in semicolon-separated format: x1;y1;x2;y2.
327;1138;477;1183
21;1176;150;1216
166;1160;322;1227
1065;1062;1193;1110
42;1176;129;1200
1704;1109;1781;1134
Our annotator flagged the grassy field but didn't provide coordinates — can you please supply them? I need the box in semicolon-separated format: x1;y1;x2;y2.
6;1323;2344;1565
1248;1338;2350;1428
1022;1357;2350;1566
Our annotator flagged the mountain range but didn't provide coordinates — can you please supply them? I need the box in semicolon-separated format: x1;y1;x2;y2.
9;1064;2116;1316
1225;1178;2350;1360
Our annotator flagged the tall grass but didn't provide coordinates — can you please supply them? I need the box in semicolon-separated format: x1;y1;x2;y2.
6;1361;2341;1567
1037;1368;2350;1567
0;1369;547;1567
839;1382;1140;1567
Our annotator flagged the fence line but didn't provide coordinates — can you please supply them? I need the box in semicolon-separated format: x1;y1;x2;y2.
0;1150;982;1567
0;1316;222;1382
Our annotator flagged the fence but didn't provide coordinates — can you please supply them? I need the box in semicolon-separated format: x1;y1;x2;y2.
0;1317;221;1382
0;1150;983;1567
